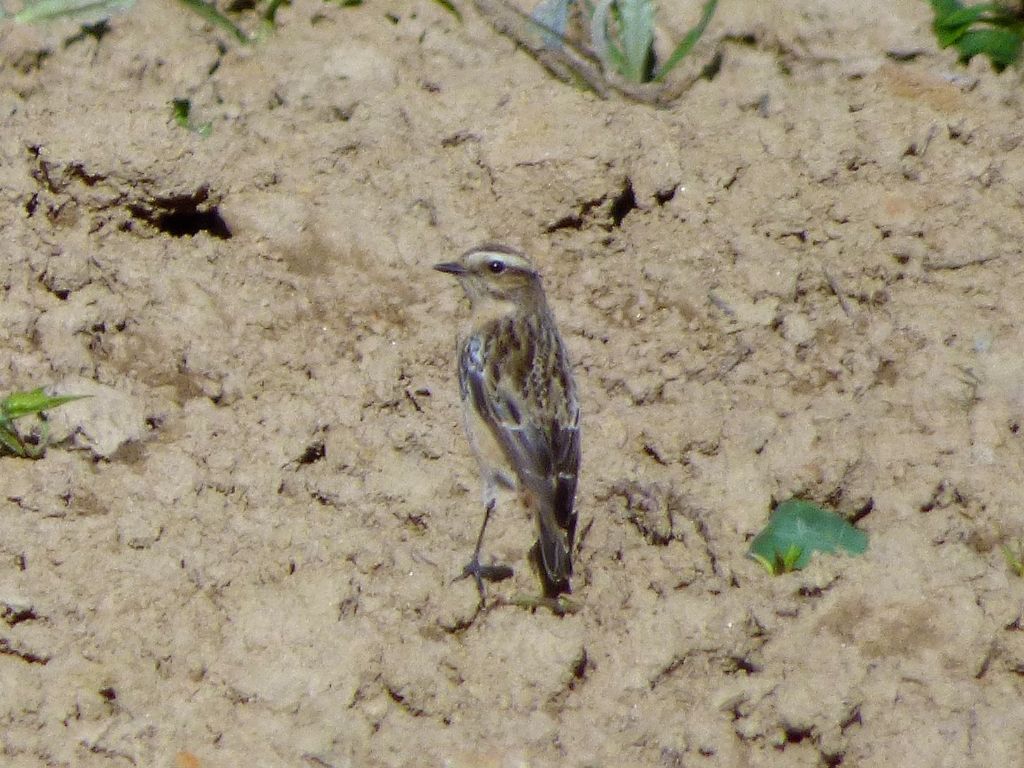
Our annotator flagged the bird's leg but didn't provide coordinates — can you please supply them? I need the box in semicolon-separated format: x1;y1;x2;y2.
460;498;514;601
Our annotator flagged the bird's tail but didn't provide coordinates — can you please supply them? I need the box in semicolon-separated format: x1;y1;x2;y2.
535;505;573;596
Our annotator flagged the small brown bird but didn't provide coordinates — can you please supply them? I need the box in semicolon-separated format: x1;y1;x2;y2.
435;244;581;599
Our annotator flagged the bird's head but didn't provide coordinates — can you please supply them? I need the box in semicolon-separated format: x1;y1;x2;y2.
434;244;544;309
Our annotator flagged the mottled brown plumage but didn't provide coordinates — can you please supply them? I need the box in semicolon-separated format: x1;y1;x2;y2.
435;244;581;598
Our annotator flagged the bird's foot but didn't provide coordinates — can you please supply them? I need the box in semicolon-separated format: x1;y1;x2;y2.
458;558;514;602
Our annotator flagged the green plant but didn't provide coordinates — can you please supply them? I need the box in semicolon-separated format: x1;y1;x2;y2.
1003;540;1024;577
532;0;717;84
748;499;869;576
0;388;87;459
759;543;805;575
174;0;253;42
428;0;460;21
171;98;213;137
3;0;304;42
930;0;1024;71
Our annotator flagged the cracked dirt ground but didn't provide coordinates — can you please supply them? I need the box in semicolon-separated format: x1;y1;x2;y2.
2;0;1024;765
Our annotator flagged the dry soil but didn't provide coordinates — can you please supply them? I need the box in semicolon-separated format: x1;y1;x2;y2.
2;0;1024;766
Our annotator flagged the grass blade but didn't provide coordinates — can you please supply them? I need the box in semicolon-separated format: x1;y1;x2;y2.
176;0;251;43
1;388;87;420
0;427;27;457
13;0;134;23
588;0;614;64
530;0;570;46
0;388;88;459
653;0;716;82
430;0;462;22
262;0;288;24
616;0;654;82
1003;542;1024;577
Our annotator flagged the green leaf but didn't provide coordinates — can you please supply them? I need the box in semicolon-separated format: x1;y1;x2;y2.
929;0;964;20
653;0;717;82
935;3;1004;30
748;499;869;575
928;0;1024;68
12;0;134;23
954;26;1023;68
531;0;571;47
1;388;87;421
934;23;970;48
0;388;87;459
0;427;27;457
615;0;654;82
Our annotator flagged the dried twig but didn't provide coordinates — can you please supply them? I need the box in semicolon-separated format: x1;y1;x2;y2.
923;253;1001;271
822;265;854;319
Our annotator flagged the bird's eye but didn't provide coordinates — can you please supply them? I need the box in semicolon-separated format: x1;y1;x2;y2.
487;260;506;274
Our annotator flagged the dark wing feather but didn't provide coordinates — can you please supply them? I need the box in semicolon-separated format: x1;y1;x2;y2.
552;410;581;546
539;401;579;592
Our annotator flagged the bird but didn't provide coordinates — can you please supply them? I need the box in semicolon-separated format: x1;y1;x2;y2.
434;243;581;600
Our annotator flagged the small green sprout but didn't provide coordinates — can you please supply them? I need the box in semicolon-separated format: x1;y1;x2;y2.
429;0;461;21
532;0;717;84
176;0;293;42
0;388;88;459
1003;540;1024;577
171;98;213;137
748;499;869;576
755;543;805;576
262;0;288;24
930;0;1024;71
175;0;251;42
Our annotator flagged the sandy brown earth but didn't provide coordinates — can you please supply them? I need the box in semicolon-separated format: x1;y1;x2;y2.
2;0;1024;765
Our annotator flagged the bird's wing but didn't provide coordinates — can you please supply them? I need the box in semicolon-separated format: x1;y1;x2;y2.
460;335;554;491
460;332;579;593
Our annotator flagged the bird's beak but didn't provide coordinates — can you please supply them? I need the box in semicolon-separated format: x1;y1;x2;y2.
433;261;467;276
